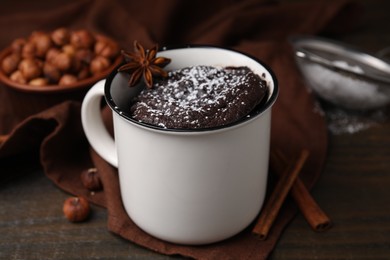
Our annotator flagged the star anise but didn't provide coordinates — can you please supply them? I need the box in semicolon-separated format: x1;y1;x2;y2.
118;41;171;89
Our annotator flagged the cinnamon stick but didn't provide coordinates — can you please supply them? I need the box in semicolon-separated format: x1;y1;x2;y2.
272;150;332;232
252;149;309;240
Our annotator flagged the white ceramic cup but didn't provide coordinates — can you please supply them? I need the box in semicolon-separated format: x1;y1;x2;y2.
81;46;278;245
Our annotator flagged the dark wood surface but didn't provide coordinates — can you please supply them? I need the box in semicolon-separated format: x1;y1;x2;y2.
1;0;390;259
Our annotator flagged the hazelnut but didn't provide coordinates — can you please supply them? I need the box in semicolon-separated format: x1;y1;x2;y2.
46;48;61;63
52;52;73;71
63;196;90;222
29;77;49;86
95;39;119;59
18;58;42;81
9;70;26;84
51;27;70;46
80;168;102;191
21;42;36;59
10;38;26;53
58;74;77;86
90;56;110;75
31;31;52;58
62;44;76;57
70;30;95;49
43;63;61;83
1;53;21;75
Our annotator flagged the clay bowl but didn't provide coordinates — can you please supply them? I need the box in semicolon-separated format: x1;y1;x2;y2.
0;37;123;125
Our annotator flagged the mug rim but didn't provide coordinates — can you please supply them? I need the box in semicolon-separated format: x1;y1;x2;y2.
104;44;278;133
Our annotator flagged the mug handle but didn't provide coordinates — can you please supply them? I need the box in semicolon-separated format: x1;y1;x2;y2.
81;80;118;167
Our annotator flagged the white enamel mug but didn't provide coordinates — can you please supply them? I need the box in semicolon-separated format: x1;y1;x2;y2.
81;46;278;245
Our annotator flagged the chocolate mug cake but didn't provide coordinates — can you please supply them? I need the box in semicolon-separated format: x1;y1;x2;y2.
130;65;268;129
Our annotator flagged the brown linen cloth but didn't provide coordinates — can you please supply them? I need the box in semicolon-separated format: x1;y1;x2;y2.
0;0;360;259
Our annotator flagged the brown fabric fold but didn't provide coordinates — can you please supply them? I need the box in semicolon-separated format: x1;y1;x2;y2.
0;0;360;259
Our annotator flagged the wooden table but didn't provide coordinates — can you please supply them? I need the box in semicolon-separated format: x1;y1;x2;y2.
1;0;389;259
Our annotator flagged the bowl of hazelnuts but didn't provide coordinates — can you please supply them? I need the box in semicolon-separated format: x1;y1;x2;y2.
0;27;122;121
